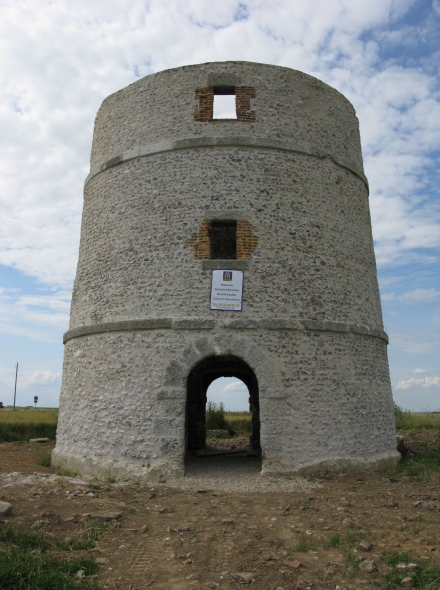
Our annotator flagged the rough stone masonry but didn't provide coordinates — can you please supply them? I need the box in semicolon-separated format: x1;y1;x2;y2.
52;62;400;480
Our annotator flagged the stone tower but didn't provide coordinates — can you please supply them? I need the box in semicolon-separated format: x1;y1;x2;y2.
52;62;399;480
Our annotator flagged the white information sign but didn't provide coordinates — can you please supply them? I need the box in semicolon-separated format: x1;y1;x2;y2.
210;270;244;311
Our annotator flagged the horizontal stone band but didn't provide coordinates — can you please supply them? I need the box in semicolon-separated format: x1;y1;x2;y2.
64;318;388;344
85;136;369;190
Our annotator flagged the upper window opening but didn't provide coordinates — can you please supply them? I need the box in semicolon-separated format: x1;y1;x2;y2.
213;86;237;119
209;221;237;259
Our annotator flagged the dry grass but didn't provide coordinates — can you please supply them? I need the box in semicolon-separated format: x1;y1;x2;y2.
0;407;58;423
225;411;252;436
0;407;58;442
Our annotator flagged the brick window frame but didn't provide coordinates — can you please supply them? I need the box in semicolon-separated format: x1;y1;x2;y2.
188;219;258;260
194;86;256;122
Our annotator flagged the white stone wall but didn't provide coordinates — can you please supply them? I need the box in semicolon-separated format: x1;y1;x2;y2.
53;62;399;480
54;327;396;479
71;151;380;328
90;62;364;174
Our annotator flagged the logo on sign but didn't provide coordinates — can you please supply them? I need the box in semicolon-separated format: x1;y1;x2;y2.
223;271;232;281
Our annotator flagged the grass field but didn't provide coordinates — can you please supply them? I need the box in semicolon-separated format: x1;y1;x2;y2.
0;406;438;443
225;411;252;436
0;407;58;442
226;408;440;435
394;407;440;430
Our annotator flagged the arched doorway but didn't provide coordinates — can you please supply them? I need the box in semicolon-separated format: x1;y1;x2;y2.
186;355;260;456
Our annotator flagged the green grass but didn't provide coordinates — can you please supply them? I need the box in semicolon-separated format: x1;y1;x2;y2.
316;532;440;587
393;451;440;482
395;406;440;430
381;551;440;588
206;402;228;431
0;408;58;442
322;534;342;549
0;523;49;553
295;535;319;552
39;452;52;467
0;523;101;589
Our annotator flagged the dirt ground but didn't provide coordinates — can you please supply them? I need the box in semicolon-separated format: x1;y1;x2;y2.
0;431;439;590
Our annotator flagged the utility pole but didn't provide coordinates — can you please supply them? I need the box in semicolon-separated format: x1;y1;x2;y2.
13;363;18;410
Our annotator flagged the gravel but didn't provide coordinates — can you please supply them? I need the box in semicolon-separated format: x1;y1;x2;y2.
157;455;319;494
0;457;319;495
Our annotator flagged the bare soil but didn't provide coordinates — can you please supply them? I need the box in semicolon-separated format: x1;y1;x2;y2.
0;431;439;590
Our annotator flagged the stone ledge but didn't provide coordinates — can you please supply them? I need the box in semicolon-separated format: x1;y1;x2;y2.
63;318;388;344
201;260;249;270
84;136;369;190
63;318;173;343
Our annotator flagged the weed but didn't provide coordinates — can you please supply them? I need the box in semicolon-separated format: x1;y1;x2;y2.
206;402;228;431
56;468;78;478
345;531;367;545
39;452;52;467
383;551;411;567
381;552;440;588
323;534;341;549
344;549;363;572
57;521;108;551
411;527;422;537
396;452;440;482
295;535;318;552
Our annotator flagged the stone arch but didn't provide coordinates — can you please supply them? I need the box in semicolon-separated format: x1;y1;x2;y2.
186;355;260;457
163;332;281;393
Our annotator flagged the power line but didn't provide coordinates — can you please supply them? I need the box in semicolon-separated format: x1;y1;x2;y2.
378;264;440;279
379;271;440;287
378;257;439;275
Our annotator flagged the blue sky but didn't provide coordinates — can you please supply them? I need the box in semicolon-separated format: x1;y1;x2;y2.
0;0;439;411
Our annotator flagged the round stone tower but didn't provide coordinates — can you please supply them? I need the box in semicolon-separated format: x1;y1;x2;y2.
53;62;399;480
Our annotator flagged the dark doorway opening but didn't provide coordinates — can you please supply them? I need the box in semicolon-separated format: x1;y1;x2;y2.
186;355;260;460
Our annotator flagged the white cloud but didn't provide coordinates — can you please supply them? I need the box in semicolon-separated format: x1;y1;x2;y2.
387;332;440;355
398;289;440;303
0;367;16;389
0;287;70;341
224;380;248;393
23;370;61;386
381;292;395;302
413;368;427;374
395;375;440;390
